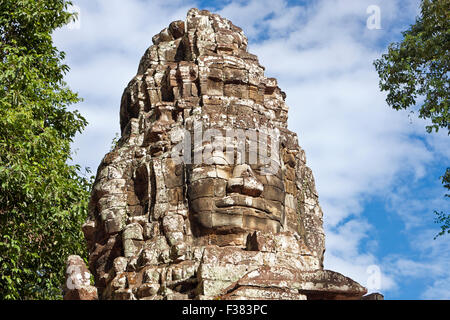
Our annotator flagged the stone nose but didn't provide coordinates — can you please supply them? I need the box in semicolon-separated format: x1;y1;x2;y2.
226;164;264;197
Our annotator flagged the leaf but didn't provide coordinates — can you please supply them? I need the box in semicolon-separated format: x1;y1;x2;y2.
0;0;90;300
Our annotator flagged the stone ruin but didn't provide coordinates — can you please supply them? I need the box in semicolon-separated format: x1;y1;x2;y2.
63;8;369;300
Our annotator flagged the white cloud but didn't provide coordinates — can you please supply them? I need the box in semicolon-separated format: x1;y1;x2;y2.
324;218;397;292
422;278;450;300
382;230;450;299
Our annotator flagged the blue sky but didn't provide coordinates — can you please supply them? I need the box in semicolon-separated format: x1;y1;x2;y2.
53;0;449;299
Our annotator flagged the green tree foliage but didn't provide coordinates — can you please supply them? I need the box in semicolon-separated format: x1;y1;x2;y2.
434;168;450;239
374;0;449;238
374;0;449;134
0;0;91;299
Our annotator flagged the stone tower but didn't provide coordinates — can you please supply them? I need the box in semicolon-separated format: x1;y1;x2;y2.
64;8;367;300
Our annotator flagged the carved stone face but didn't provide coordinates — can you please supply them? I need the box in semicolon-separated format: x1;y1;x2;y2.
183;115;293;247
79;9;333;301
187;158;286;246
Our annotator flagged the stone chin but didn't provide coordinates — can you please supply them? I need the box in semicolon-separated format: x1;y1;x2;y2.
191;205;284;247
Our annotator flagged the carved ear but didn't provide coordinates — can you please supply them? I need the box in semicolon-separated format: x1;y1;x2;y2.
128;163;150;217
119;88;131;134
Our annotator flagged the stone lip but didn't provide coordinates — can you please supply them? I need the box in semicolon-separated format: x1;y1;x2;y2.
221;266;368;300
